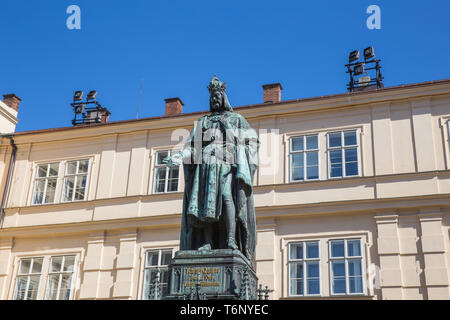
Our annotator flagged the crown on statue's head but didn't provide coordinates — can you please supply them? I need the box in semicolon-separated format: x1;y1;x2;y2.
207;75;227;94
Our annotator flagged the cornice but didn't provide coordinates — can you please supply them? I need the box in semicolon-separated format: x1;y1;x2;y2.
1;193;449;238
9;79;450;145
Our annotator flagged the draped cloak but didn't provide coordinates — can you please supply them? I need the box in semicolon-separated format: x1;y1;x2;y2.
179;110;259;266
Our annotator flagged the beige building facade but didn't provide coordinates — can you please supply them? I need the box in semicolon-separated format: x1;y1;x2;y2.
0;80;449;300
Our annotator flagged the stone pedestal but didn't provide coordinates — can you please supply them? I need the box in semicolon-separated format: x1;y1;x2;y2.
164;249;258;300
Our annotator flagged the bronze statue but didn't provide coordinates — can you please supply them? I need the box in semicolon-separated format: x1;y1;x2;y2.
164;76;259;264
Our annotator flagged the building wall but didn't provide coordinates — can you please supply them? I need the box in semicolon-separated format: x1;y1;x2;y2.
1;81;450;299
0;100;18;135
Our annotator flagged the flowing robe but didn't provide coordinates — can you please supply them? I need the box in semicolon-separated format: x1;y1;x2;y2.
179;111;259;264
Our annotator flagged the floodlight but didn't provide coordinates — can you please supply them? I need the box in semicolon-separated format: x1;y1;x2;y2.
73;91;83;101
87;90;98;101
354;63;365;76
349;50;360;63
364;47;375;60
74;103;85;114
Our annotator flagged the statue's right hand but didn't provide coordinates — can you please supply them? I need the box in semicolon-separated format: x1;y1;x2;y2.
163;154;182;167
162;156;174;167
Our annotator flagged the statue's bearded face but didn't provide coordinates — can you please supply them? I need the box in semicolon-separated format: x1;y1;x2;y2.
210;90;223;112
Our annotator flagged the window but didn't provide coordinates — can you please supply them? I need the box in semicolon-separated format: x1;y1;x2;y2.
153;151;180;193
13;255;78;300
31;159;91;205
14;257;44;300
32;163;59;204
142;249;173;299
290;135;319;181
45;255;76;300
288;241;320;296
329;239;364;295
327;130;359;178
62;159;89;202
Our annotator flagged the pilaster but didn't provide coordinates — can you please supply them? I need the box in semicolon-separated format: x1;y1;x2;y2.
419;209;450;300
79;231;105;299
371;103;394;175
411;98;437;172
255;219;276;299
0;237;13;299
112;229;138;299
375;212;403;299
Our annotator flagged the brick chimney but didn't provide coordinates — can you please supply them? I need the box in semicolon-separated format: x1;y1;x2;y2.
2;94;22;112
262;83;283;103
164;97;184;116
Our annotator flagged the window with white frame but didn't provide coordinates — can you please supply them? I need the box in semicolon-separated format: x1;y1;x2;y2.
142;249;173;299
14;257;44;300
45;255;76;300
288;241;320;296
62;159;89;202
329;239;364;295
327;130;359;178
13;255;78;300
32;163;59;204
290;135;319;181
153;150;180;193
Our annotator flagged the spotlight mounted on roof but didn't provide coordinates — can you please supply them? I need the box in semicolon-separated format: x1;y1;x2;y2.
87;90;98;101
353;63;365;76
73;91;83;101
363;46;375;61
74;103;85;114
349;50;360;63
345;46;383;92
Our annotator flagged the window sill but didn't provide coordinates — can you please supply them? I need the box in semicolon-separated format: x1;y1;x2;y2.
286;175;363;185
152;191;180;195
328;175;361;180
286;294;322;298
30;199;87;206
281;294;374;300
289;178;320;183
30;202;57;206
61;199;88;203
284;178;336;186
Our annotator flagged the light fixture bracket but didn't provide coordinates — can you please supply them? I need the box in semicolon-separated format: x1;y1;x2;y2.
70;90;111;125
345;47;383;92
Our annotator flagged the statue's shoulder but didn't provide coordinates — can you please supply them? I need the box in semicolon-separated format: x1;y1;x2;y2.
228;112;251;128
230;112;244;119
195;114;209;124
223;111;242;121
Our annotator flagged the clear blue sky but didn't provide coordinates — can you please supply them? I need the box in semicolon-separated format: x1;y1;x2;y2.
1;0;449;132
